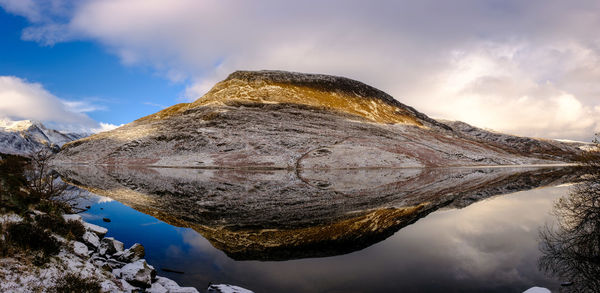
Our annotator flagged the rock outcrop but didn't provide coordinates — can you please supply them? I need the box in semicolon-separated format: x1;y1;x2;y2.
53;70;582;168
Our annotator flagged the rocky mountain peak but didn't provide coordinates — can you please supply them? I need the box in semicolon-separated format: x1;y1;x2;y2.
0;119;86;156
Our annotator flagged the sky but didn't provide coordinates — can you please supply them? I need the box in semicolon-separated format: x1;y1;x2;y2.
0;0;599;140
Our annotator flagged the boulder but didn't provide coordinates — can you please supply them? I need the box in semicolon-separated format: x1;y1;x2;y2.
72;241;89;257
116;243;145;262
147;282;168;293
156;276;181;291
84;222;108;237
82;231;100;248
104;258;127;270
62;214;82;222
99;237;124;256
120;259;156;288
119;279;138;292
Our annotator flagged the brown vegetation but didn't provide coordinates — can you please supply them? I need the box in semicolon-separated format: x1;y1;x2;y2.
49;273;101;293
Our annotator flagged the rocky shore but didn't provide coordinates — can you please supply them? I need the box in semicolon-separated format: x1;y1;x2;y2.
0;211;252;293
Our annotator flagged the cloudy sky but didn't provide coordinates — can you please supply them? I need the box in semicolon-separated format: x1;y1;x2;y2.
0;0;599;140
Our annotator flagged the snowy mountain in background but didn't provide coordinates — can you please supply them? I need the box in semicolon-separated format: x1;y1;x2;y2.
0;119;88;156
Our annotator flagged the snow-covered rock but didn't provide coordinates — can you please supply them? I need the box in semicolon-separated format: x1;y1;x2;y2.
83;231;101;248
99;280;121;293
156;276;181;291
207;284;254;293
523;287;551;293
62;214;82;222
84;222;108;237
116;243;145;262
171;287;200;293
72;241;90;257
147;282;169;293
120;259;156;288
99;237;124;256
119;278;138;292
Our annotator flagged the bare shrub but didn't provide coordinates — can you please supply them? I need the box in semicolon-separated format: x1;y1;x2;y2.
50;273;101;293
26;149;68;200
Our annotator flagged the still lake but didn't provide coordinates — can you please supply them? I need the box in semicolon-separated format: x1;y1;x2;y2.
59;165;583;292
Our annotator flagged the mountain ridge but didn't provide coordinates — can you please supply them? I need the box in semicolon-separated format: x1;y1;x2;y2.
0;119;86;156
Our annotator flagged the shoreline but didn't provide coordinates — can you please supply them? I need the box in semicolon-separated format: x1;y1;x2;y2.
0;210;253;293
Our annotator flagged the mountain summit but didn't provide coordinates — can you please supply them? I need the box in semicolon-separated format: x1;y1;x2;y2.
0;119;85;156
141;70;448;128
53;70;582;168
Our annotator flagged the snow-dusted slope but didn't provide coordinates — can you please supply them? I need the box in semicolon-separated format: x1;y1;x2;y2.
441;120;585;162
0;119;86;156
54;70;582;168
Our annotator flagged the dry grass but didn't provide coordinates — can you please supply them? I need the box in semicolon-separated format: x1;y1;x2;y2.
134;78;424;126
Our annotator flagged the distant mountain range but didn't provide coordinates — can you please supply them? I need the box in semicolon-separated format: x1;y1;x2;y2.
52;70;588;168
0;119;87;156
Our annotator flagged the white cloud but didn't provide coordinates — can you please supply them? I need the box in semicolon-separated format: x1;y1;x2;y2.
0;0;40;22
90;122;121;133
2;0;600;140
415;42;600;139
0;75;114;133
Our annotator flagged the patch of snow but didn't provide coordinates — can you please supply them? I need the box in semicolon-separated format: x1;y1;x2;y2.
156;276;181;291
119;279;138;292
84;222;108;237
523;287;551;293
0;213;23;224
73;241;90;257
83;231;101;248
99;280;121;293
555;139;591;144
147;282;169;293
62;214;83;222
171;287;201;293
207;284;254;293
120;259;155;288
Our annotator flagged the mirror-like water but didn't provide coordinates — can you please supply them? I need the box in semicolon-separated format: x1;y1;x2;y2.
58;166;587;292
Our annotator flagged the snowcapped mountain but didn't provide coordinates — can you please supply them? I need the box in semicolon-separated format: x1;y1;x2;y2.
0;119;87;156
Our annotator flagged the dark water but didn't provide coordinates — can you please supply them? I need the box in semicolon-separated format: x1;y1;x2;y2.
60;166;587;292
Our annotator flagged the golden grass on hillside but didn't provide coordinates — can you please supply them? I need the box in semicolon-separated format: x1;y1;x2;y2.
137;78;424;126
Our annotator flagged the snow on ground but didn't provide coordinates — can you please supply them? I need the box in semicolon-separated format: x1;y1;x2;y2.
0;213;23;224
523;287;551;293
0;212;254;293
208;284;255;293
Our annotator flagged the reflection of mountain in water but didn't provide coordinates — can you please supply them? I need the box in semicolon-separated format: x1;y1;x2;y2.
56;165;583;261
